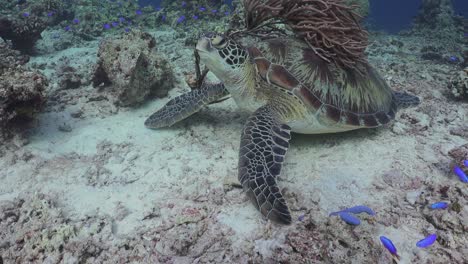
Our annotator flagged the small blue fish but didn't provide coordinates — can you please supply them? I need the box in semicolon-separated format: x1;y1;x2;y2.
72;18;80;24
416;234;437;248
380;236;399;258
224;11;230;16
111;21;119;27
298;214;305;221
430;202;448;209
22;12;30;17
103;23;111;30
192;15;198;20
449;56;458;62
177;15;186;23
124;27;130;32
463;160;468;167
135;10;142;15
339;212;361;225
329;205;375;216
453;166;468;183
64;25;71;31
211;9;218;14
199;7;206;12
119;17;125;22
344;205;375;215
47;11;55;17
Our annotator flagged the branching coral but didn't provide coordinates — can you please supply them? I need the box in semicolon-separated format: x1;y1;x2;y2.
238;0;368;71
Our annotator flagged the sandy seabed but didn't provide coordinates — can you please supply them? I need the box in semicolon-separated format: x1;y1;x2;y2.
1;29;467;263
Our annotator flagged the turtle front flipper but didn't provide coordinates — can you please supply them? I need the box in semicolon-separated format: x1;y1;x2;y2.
239;105;292;224
145;83;229;129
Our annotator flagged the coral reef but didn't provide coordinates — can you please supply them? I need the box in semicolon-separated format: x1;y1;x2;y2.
0;41;30;71
0;42;47;137
412;0;464;45
0;16;47;53
448;68;468;100
92;30;174;106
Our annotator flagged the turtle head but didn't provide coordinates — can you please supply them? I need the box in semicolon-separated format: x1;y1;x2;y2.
196;33;248;84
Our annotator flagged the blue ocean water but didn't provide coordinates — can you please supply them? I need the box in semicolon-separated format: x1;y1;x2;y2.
139;0;468;34
369;0;468;33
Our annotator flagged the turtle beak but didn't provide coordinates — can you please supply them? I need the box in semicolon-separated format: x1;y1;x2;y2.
196;37;213;53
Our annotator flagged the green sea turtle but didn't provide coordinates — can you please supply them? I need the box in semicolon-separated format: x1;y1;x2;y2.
144;33;419;224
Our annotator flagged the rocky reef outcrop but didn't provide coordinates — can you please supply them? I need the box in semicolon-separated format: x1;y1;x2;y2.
0;16;47;53
0;41;47;137
448;68;468;100
412;0;463;40
92;30;174;107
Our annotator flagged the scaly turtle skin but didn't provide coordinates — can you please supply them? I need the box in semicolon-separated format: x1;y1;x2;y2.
145;33;419;224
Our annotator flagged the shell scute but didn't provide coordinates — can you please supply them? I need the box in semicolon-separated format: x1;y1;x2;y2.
268;64;299;90
254;58;270;80
298;86;323;109
325;105;341;123
247;37;396;128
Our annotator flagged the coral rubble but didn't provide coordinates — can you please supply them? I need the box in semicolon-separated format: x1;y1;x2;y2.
92;30;174;106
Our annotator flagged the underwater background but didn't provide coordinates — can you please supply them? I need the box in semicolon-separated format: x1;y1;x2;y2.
0;0;467;263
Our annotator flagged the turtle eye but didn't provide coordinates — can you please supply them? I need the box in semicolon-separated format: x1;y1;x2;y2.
212;35;227;48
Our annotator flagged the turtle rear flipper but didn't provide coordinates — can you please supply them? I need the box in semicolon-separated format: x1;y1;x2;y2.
393;91;420;109
239;105;292;224
145;83;228;129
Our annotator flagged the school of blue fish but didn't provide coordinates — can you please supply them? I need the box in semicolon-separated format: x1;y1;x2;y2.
330;160;467;260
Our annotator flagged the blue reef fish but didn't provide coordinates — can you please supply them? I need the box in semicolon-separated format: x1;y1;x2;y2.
177;15;186;23
103;23;111;30
119;17;125;22
72;18;80;24
47;11;55;17
380;236;399;259
124;27;130;32
298;214;305;221
224;11;230;16
211;9;218;14
64;25;71;31
416;234;437;248
199;7;206;12
339;212;361;225
344;205;375;215
192;15;199;20
22;12;30;17
329;205;375;216
430;202;448;209
135;10;142;15
464;160;468;167
453;166;468;183
449;56;458;62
